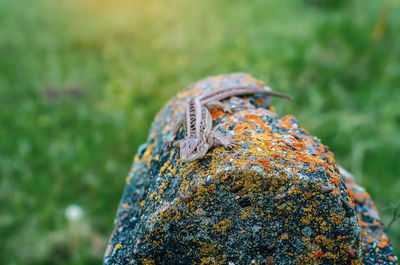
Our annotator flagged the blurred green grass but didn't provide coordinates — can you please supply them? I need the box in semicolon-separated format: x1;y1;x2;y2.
1;0;399;263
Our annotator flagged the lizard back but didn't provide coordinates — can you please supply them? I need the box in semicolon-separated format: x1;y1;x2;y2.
184;98;203;138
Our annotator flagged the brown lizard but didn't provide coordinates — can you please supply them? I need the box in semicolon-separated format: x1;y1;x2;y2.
167;85;292;162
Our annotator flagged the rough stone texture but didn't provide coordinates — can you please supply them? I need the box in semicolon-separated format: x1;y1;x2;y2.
104;73;398;265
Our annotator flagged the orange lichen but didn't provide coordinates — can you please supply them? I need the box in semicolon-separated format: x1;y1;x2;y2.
257;158;270;169
377;236;389;248
329;176;340;186
106;246;112;255
291;141;307;150
255;97;265;105
243;114;261;121
312;249;324;260
200;257;211;264
278;115;295;129
210;108;226;121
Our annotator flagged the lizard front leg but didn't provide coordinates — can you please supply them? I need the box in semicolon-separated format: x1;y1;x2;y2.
165;114;185;147
208;130;237;148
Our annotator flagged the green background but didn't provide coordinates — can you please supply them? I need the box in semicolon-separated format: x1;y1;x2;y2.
1;0;399;264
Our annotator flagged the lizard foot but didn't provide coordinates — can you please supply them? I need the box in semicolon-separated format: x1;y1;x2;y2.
209;130;237;149
222;105;233;114
204;100;233;113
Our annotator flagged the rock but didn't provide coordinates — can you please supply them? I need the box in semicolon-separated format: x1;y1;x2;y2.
104;73;398;265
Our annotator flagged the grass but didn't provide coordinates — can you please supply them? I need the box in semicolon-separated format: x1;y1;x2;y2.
1;0;399;263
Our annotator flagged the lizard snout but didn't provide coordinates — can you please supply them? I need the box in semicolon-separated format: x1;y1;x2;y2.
179;138;208;162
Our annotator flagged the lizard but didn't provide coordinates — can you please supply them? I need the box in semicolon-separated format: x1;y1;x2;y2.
166;85;292;162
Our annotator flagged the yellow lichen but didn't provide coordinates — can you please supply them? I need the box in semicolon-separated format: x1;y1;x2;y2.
142;258;155;265
239;211;250;220
213;219;232;233
114;243;122;250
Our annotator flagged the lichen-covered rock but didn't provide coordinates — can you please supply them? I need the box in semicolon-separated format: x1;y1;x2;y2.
104;73;398;265
339;167;398;264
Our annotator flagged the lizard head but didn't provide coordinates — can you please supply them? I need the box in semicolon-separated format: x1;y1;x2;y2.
178;138;209;162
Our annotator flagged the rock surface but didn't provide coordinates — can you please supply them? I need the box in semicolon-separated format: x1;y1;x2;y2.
104;73;398;265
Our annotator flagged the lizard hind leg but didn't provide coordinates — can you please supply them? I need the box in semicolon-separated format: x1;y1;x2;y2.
208;130;237;148
203;100;233;113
